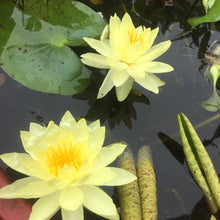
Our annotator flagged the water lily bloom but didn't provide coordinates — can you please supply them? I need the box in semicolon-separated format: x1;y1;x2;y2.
0;111;136;220
81;13;173;102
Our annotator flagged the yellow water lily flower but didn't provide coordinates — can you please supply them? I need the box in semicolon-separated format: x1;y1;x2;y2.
0;111;136;220
81;13;173;102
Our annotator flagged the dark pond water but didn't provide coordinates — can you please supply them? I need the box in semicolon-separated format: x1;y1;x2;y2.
0;0;220;219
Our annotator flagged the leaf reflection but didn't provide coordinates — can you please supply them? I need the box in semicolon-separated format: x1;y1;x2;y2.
158;132;185;164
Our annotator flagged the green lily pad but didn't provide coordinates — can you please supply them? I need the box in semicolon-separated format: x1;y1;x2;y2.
188;0;220;26
0;0;106;95
1;43;89;95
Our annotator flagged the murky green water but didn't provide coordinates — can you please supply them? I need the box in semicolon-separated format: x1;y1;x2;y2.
0;0;220;219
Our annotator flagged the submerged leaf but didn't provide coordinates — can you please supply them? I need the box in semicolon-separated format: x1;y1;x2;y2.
177;113;220;213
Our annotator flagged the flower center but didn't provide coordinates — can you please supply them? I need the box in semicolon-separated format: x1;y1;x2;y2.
127;26;144;45
44;136;83;177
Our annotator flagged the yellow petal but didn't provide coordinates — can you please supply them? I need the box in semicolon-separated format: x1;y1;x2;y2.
118;13;133;60
92;143;127;169
29;191;60;220
144;27;159;53
17;178;67;198
0;177;37;199
100;25;109;41
88;126;105;150
115;77;133;101
73;167;118;186
127;66;146;79
59;111;76;130
45;121;63;147
138;40;171;62
0;153;33;176
80;185;119;220
107;56;128;70
88;120;100;131
58;165;78;182
125;40;142;63
29;122;46;134
102;167;137;186
112;69;129;87
81;53;109;69
135;73;165;94
71;118;89;142
20;131;46;159
141;27;151;54
61;205;83;220
60;186;83;211
97;69;114;99
83;37;111;56
0;152;52;180
146;62;174;73
109;14;121;57
129;62;156;73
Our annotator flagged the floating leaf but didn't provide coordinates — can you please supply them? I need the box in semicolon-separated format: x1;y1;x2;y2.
1;43;89;95
177;113;220;213
0;0;106;94
188;0;220;26
117;147;142;220
137;145;157;220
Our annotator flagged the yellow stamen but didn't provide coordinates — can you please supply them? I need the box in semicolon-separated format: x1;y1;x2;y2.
44;136;83;177
127;26;144;45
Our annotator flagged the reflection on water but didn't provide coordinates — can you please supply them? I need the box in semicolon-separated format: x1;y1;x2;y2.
0;0;220;219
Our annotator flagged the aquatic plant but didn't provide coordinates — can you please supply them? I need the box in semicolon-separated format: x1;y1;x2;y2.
0;0;106;95
117;147;142;220
0;111;136;220
178;113;220;214
202;44;220;111
117;145;157;220
81;13;173;102
188;0;220;26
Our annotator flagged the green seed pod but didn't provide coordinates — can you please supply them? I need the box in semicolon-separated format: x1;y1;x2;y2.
137;145;157;220
117;147;142;220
